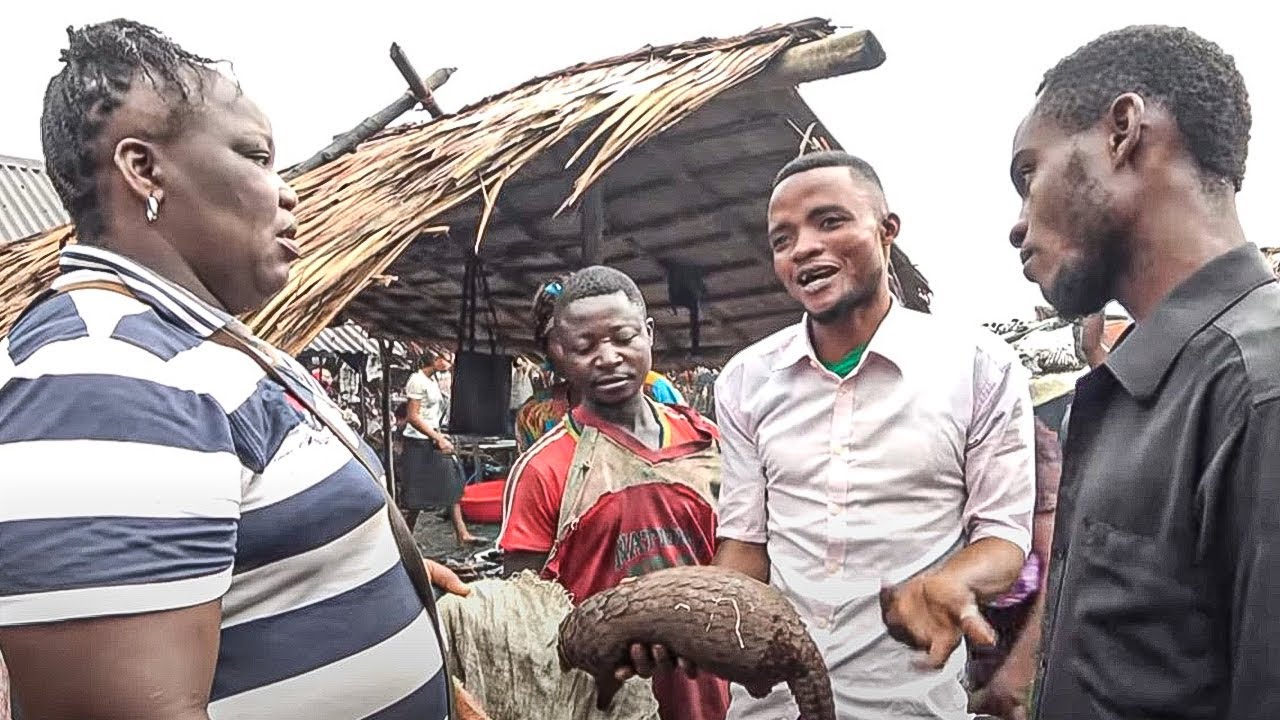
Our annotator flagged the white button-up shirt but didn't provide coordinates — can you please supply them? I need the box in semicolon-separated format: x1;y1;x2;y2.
715;302;1035;719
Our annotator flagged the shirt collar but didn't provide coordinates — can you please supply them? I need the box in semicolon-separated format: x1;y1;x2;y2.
771;298;912;375
1105;243;1275;399
55;244;234;338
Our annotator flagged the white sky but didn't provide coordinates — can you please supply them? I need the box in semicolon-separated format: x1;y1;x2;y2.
2;0;1273;325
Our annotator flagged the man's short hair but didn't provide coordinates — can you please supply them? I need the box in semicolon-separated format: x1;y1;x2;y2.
553;265;647;318
1035;25;1251;192
772;150;885;193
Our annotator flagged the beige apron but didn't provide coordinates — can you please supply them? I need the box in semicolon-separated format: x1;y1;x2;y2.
546;425;719;569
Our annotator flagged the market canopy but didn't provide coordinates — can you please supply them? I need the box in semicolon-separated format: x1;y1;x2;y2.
0;18;931;363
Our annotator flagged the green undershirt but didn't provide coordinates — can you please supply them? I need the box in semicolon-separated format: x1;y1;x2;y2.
822;344;868;377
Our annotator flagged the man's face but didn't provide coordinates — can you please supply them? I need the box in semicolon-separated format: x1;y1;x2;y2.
767;166;893;325
1008;111;1130;319
550;292;653;407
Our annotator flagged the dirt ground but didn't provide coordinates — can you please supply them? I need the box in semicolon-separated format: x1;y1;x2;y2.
411;509;500;563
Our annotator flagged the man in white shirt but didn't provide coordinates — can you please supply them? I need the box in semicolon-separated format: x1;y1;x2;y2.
699;151;1034;718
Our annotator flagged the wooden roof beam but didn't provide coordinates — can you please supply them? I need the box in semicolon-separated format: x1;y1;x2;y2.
618;236;753;347
726;29;885;97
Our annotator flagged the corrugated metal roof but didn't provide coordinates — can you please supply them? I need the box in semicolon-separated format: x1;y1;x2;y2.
304;323;405;356
0;155;68;243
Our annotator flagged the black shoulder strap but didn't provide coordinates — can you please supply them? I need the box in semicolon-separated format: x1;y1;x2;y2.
47;280;457;717
208;329;457;720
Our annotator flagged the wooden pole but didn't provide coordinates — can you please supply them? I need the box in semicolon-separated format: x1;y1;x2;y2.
724;29;885;97
391;43;445;116
379;338;396;497
581;184;605;266
283;65;455;181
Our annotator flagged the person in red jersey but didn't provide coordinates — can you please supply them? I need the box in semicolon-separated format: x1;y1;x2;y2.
498;265;728;720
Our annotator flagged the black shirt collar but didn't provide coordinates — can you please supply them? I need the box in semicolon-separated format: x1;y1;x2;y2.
1106;243;1275;400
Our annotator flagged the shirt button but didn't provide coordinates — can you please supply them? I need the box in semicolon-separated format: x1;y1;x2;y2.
827;502;840;516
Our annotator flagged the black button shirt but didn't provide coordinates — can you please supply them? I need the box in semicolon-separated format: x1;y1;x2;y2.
1034;244;1280;720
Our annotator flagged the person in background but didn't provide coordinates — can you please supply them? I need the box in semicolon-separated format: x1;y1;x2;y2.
498;266;729;720
0;20;465;720
435;349;454;419
621;151;1035;719
644;368;685;405
1009;25;1280;718
514;276;574;452
402;351;481;545
966;416;1062;720
508;357;535;435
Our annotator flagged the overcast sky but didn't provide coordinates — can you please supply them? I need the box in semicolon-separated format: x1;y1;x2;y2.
2;0;1272;325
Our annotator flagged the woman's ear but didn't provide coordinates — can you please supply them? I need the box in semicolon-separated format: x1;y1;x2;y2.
113;137;164;205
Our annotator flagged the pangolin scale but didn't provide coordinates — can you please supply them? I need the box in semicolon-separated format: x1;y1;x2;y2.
557;566;835;720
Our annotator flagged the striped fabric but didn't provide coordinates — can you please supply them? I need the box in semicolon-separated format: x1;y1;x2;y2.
0;246;448;720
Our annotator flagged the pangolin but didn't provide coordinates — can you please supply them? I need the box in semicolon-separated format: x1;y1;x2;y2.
557;565;834;720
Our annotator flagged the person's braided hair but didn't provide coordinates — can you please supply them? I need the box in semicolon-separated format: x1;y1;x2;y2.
41;19;221;240
1035;25;1250;193
531;273;570;354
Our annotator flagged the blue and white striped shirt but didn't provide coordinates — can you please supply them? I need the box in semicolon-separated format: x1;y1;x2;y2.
0;245;448;720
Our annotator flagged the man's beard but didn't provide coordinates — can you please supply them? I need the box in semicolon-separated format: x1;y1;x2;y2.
1044;152;1129;320
810;265;882;325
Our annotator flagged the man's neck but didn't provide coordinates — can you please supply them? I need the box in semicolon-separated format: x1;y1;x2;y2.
583;393;661;448
1116;192;1248;323
808;289;892;365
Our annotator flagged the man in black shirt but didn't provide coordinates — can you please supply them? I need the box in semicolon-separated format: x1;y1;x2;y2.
1007;24;1280;720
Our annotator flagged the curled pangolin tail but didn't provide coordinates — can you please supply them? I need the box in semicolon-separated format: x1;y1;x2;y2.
786;669;837;720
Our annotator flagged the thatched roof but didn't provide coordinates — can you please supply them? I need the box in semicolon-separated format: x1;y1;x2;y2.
1263;246;1280;277
1;18;930;361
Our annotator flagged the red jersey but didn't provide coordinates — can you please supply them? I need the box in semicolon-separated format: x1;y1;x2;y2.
498;400;728;720
499;401;719;577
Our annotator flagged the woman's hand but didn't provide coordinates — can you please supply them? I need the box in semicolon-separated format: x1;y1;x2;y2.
425;558;470;597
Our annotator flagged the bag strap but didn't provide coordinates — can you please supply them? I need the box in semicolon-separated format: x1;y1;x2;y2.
44;280;457;717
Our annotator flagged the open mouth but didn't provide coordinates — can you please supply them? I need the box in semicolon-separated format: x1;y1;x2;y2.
795;264;839;292
276;226;301;260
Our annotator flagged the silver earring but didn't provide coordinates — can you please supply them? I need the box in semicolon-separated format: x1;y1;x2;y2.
145;193;161;223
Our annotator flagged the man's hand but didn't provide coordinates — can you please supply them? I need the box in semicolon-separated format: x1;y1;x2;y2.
614;642;698;682
425;558;470;597
436;436;456;454
969;673;1029;720
879;570;997;669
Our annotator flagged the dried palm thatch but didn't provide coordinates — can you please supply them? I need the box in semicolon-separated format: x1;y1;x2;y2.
1263;246;1280;277
0;19;836;354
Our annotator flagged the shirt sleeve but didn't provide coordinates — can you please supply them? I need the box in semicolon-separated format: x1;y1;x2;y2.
0;370;241;627
404;372;427;401
1217;397;1280;717
497;453;561;554
961;345;1035;555
712;362;768;544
